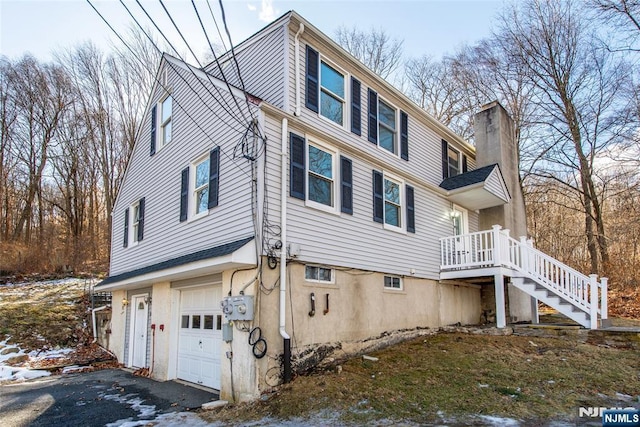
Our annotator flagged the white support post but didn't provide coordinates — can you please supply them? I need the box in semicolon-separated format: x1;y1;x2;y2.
495;272;506;328
492;225;502;267
600;277;608;321
589;274;598;330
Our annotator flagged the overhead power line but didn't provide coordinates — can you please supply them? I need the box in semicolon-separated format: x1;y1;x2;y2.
86;0;253;179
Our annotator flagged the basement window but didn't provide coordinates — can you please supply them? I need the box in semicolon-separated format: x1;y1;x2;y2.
305;265;334;283
384;275;402;290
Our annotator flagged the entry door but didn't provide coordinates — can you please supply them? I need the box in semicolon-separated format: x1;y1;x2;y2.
177;286;222;389
131;295;149;368
452;205;470;264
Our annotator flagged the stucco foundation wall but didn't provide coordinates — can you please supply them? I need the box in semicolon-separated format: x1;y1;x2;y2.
250;260;481;393
108;289;127;363
149;282;172;382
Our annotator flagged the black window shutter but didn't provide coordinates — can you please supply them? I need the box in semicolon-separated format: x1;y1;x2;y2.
290;133;306;200
351;77;361;136
150;105;157;156
441;139;449;179
372;170;383;223
368;89;378;144
462;154;468;173
137;197;145;242
123;208;129;248
400;111;409;161
305;46;319;113
406;185;415;233
180;167;189;222
340;156;353;215
208;147;220;208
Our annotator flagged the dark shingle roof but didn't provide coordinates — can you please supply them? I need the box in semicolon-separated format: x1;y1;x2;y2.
439;164;499;191
97;236;254;287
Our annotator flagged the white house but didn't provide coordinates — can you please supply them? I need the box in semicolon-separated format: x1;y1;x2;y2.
96;11;608;402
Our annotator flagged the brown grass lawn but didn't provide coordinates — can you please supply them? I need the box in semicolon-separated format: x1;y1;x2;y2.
203;332;640;426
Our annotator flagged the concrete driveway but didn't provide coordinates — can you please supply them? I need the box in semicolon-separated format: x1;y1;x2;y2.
0;369;218;427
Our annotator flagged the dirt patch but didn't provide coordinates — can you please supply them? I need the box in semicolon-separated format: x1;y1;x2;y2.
202;332;640;425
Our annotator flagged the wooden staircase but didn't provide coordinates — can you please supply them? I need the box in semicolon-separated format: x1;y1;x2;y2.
440;225;608;329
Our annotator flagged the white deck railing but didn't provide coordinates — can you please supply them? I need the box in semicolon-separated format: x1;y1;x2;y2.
440;225;608;328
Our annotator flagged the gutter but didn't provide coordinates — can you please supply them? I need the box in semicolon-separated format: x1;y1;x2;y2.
280;118;292;383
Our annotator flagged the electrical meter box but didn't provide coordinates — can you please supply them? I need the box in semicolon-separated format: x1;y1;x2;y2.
220;295;254;321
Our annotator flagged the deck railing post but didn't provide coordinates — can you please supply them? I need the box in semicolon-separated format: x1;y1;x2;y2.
600;277;608;321
589;274;598;330
492;225;502;267
519;236;528;272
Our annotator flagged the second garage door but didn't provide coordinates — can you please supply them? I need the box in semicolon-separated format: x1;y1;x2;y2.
177;285;222;390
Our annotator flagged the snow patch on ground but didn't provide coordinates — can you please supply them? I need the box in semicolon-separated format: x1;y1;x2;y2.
0;365;51;381
478;415;521;426
108;412;213;427
101;392;158;425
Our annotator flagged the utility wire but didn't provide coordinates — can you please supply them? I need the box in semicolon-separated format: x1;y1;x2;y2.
159;0;252;126
217;0;258;124
191;0;244;117
205;0;228;55
131;0;248;130
87;0;252;179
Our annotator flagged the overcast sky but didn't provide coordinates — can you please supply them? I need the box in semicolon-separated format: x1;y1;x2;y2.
0;0;505;63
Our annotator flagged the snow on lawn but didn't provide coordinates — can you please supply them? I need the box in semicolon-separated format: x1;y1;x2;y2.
0;365;50;381
0;337;76;382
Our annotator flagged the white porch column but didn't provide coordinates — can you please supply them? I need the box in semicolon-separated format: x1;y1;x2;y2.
494;272;506;328
589;274;598;330
600;277;608;321
492;225;502;267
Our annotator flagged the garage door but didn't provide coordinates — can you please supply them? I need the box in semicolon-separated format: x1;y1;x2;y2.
177;286;222;389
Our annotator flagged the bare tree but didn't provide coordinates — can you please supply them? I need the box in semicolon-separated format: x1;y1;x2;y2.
335;26;404;79
6;56;71;243
590;0;640;51
500;0;635;275
404;55;475;138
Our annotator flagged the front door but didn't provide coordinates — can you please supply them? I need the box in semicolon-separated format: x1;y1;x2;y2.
131;294;148;368
452;205;470;264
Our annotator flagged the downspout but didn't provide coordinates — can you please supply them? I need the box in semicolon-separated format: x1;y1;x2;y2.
280;118;292;383
294;23;305;116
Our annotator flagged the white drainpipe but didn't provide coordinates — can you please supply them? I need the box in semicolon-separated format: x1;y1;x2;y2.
294;23;305;116
280;118;290;341
280;117;292;382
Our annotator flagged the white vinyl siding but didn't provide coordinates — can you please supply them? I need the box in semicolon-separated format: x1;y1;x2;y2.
110;61;255;276
264;113;478;280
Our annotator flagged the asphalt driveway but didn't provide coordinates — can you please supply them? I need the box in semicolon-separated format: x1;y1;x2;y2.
0;368;218;427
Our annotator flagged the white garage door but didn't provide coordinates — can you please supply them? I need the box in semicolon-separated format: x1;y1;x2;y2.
178;286;222;390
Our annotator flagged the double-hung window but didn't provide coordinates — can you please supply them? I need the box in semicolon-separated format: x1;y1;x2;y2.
308;143;335;208
306;46;346;127
373;170;415;233
378;99;397;154
384;176;401;227
290;133;353;215
123;197;145;247
320;62;345;126
368;89;409;159
194;156;210;215
441;140;467;179
179;147;220;222
160;96;172;147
